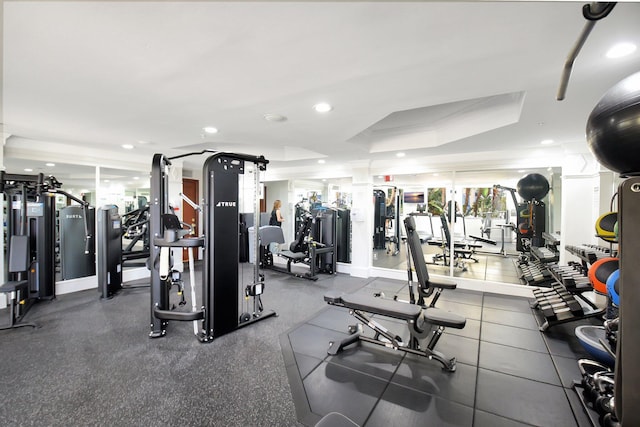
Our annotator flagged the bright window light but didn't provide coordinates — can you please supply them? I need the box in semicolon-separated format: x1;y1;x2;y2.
606;43;637;59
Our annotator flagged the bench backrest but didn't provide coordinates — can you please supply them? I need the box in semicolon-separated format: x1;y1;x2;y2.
439;213;453;245
9;235;29;273
258;226;285;245
404;216;431;292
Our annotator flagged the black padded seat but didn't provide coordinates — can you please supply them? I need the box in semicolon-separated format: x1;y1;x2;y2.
0;281;29;294
340;293;421;321
428;278;457;290
280;251;307;261
423;307;466;329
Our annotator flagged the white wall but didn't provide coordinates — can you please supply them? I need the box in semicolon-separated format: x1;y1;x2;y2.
349;162;374;278
560;154;601;265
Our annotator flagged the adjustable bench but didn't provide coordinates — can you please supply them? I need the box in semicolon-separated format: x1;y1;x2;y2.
324;291;466;371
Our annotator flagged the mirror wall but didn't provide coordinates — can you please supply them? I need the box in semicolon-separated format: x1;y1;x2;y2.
1;159;150;282
370;168;561;286
3;154;560;287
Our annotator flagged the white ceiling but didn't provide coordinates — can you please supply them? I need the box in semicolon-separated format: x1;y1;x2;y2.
2;1;640;189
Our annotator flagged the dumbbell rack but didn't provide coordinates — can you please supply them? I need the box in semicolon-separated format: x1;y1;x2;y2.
530;232;561;263
516;257;555;287
565;244;617;265
530;243;609;332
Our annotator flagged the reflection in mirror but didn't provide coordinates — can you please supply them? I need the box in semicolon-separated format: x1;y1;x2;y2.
289;178;353;264
95;167;151;270
1;159;151;285
372;168;561;286
1;160;98;282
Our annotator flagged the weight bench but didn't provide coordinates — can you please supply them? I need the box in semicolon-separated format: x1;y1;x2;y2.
469;234;497;246
0;235;37;331
430;214;480;269
325;291;465;371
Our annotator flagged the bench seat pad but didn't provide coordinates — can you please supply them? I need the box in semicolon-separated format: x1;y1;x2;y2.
0;280;28;293
279;251;307;261
330;292;421;321
423;307;466;329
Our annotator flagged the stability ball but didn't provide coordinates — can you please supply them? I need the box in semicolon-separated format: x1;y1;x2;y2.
595;211;618;243
607;269;620;307
517;173;549;201
589;257;619;295
586;71;640;176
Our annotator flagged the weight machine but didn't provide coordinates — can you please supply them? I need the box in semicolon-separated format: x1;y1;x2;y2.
0;172;92;329
149;151;276;342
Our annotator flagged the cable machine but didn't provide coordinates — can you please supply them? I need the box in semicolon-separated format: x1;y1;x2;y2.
149;151;276;342
0;172;92;328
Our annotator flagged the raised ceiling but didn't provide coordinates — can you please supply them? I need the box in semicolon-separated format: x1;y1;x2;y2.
3;1;640;183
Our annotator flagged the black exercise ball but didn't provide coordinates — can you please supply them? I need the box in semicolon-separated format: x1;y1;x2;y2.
517;173;549;201
586;71;640;176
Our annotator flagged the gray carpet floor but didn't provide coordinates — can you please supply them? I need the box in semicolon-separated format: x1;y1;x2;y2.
0;263;367;426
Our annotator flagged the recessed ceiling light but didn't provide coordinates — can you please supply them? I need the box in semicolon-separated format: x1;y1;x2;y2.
318;159;326;164
263;113;287;122
24;168;33;172
396;152;406;158
313;102;332;113
46;163;55;167
203;126;218;134
133;177;139;180
137;140;149;145
122;144;134;149
540;139;554;145
606;42;637;59
518;169;525;173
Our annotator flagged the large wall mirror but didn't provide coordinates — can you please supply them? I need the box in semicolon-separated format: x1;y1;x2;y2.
3;152;562;289
372;168;561;286
1;158;150;283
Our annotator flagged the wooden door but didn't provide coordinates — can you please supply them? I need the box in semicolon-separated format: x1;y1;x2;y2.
182;178;199;262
